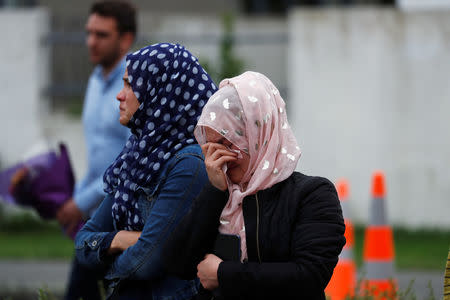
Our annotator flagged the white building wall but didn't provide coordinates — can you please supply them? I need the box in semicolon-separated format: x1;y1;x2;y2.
288;8;450;228
398;0;450;11
0;8;50;166
139;13;287;93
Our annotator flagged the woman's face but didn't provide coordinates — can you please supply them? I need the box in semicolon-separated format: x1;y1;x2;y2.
116;69;140;126
204;127;250;184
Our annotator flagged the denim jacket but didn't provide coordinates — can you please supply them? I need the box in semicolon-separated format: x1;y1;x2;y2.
75;144;207;300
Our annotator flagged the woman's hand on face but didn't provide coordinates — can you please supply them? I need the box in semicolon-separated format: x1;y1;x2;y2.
201;143;237;191
197;253;222;290
108;230;141;255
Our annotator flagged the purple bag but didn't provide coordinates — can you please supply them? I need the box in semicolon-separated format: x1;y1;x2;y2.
0;143;84;239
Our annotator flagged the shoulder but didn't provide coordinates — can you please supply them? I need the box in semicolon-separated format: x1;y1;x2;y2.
279;172;336;197
162;144;205;177
174;144;203;160
268;173;344;232
141;145;206;195
268;172;339;211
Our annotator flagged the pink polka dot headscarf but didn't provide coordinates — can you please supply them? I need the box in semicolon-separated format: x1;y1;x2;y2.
194;71;301;261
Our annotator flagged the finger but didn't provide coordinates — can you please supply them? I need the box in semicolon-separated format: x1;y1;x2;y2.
201;278;209;287
204;142;231;159
208;149;237;163
209;145;237;157
205;142;230;154
204;147;237;168
205;143;217;159
199;278;206;288
207;155;237;171
201;144;209;157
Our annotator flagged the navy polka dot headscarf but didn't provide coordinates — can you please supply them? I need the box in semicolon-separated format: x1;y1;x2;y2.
104;43;217;230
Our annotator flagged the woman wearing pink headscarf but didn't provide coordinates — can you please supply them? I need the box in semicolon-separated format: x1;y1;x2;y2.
164;71;345;300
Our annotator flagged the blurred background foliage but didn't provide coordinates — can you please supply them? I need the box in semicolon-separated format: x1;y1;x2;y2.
200;13;244;85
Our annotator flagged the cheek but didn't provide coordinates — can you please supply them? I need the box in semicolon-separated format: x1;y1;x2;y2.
104;38;116;50
99;37;110;45
240;155;250;171
228;159;248;175
129;95;140;114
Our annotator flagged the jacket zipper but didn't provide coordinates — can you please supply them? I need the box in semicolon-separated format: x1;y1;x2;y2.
255;193;262;263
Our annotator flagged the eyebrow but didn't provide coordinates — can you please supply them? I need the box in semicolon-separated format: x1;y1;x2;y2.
86;29;110;37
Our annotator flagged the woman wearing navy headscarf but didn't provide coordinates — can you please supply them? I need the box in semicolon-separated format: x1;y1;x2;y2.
75;43;217;300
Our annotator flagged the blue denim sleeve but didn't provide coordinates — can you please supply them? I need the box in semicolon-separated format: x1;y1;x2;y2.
75;194;118;268
104;152;208;281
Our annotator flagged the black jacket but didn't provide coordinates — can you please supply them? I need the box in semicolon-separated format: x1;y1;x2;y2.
163;172;346;300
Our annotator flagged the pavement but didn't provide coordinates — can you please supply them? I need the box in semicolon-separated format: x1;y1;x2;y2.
0;260;445;299
0;260;70;294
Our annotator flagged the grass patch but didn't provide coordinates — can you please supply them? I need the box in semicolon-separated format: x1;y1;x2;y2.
0;211;73;259
393;227;449;270
354;225;449;270
0;231;73;259
0;212;448;269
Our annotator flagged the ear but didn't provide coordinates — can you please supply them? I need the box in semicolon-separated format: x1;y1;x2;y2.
119;32;135;55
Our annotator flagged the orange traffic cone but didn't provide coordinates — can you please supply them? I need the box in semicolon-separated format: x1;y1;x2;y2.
325;179;356;300
362;171;397;299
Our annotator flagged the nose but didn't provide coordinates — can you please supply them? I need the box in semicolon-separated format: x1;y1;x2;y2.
116;89;125;102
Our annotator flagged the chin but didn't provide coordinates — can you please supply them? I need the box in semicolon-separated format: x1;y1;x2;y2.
227;172;242;185
119;118;128;126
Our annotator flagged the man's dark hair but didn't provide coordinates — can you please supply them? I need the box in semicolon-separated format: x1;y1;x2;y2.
90;1;137;36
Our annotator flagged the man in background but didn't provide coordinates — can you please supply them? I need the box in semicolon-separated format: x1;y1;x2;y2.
55;1;137;299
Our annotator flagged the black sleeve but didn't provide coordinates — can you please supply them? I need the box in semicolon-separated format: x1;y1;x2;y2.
217;177;346;299
163;182;229;279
